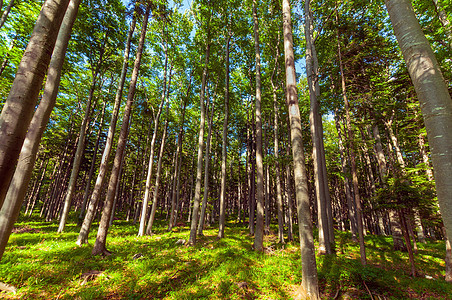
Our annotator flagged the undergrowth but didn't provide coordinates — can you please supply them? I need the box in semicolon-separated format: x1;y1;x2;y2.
0;214;451;299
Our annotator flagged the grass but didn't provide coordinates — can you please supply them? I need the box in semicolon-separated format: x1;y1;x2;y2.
1;214;451;299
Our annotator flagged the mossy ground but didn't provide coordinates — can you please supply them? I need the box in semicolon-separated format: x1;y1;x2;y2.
1;214;451;299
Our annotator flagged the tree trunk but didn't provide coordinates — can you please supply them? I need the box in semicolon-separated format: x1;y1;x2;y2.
0;0;14;29
252;0;265;253
431;0;452;51
334;113;357;238
76;10;136;245
146;109;169;235
306;0;331;255
91;3;150;256
270;36;284;244
198;93;214;235
168;78;191;230
385;0;452;248
58;53;104;232
138;30;169;236
78;100;107;226
284;0;319;297
0;0;70;208
0;0;78;259
337;10;367;265
398;209;417;277
188;34;210;246
218;28;231;239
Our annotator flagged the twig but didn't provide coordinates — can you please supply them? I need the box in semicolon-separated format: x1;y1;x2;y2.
363;281;374;300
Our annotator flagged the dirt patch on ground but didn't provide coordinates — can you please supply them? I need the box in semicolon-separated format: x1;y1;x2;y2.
11;226;41;234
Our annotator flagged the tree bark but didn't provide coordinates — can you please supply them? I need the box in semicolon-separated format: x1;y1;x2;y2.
138;28;169;236
284;0;319;298
0;0;15;29
76;10;136;245
146;108;169;235
91;3;150;256
306;0;331;255
0;0;78;260
58;42;106;232
218;27;231;239
0;0;70;208
385;0;452;248
337;10;367;265
188;35;210;246
252;0;265;253
198;91;214;235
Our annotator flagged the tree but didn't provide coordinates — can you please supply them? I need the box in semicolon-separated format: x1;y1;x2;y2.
385;0;452;254
252;0;264;253
0;0;70;208
0;0;79;260
283;0;319;298
91;2;151;256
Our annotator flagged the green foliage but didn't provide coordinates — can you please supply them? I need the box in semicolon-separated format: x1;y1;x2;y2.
2;220;452;299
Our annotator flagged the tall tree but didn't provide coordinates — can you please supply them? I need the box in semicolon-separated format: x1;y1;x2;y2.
76;8;136;245
385;0;452;271
284;0;319;297
252;0;264;253
0;0;79;260
91;2;151;256
0;0;70;208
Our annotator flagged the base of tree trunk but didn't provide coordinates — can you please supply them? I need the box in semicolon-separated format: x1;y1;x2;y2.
92;244;112;256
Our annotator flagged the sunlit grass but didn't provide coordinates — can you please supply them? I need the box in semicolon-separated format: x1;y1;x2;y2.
1;215;451;299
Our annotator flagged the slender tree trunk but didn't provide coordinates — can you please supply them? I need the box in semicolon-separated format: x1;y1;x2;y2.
188;35;210;245
386;0;452;249
91;4;150;256
431;0;452;51
0;0;70;208
306;0;331;255
336;12;366;265
398;209;416;277
334;113;357;238
270;37;284;244
198;92;214;235
218;29;231;239
146;110;169;235
284;0;319;297
0;0;78;259
138;31;169;236
76;11;136;245
0;0;14;29
78;101;107;226
58;55;104;232
252;0;265;252
168;78;191;230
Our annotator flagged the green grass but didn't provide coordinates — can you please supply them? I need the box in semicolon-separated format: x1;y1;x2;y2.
1;216;451;299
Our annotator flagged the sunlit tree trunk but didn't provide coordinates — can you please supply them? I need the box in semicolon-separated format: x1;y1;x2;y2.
270;35;284;244
252;0;265;253
0;0;77;260
198;93;214;235
168;79;191;230
218;28;231;239
386;0;452;276
0;0;70;208
76;10;136;245
0;0;14;29
146;108;169;235
284;0;319;297
58;37;106;232
188;36;210;246
306;0;331;255
337;9;366;265
91;3;150;256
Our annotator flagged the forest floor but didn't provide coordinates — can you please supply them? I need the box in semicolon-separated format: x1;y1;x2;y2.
0;215;451;299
